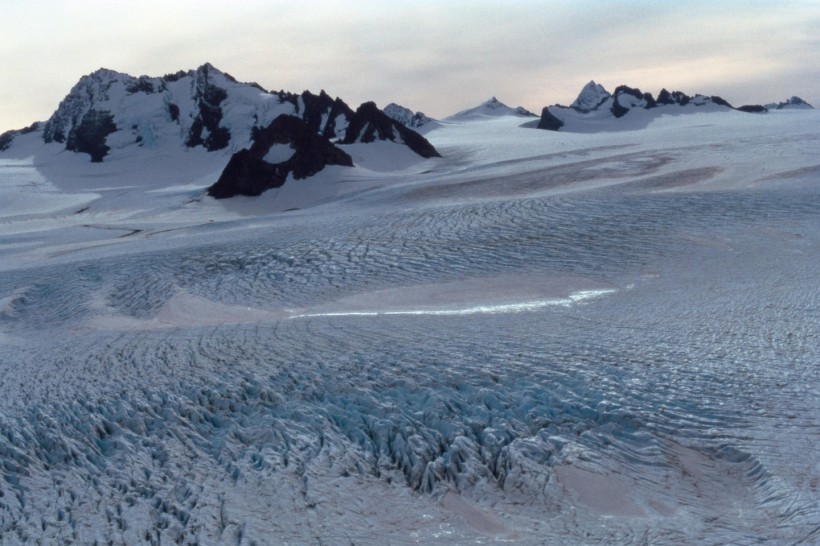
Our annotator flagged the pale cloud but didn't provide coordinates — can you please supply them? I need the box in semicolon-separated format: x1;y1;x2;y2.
1;0;818;130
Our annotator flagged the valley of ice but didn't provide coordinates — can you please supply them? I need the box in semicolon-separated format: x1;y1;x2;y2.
1;106;819;544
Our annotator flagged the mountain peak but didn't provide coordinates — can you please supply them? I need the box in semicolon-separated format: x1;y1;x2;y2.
383;103;434;129
570;81;612;113
86;67;127;81
764;96;814;110
448;97;535;120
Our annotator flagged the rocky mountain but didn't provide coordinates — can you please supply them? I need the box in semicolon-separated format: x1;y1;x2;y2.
210;100;440;198
569;80;611;113
36;63;278;159
207;115;354;199
0;63;440;198
383;103;434;129
447;97;536;121
764;96;814;110
536;81;772;132
343;102;440;157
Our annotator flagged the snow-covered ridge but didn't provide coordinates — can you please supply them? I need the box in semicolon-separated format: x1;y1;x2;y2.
764;96;814;110
383;102;434;128
0;63;441;199
536;81;813;132
38;63;286;160
1;64;439;167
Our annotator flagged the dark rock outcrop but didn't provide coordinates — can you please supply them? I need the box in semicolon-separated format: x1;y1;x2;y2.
536;107;563;131
656;89;691;106
0;131;12;152
208;100;441;198
125;77;156;95
610;97;630;119
709;95;733;108
167;103;180;122
207;115;353;199
185;64;231;151
343;102;441;158
736;104;767;113
295;90;354;139
65;109;117;162
610;86;655;118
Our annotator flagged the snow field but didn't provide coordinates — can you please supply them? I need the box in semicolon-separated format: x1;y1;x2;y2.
0;109;819;544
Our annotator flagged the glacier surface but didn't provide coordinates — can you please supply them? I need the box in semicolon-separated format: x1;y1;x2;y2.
0;109;818;544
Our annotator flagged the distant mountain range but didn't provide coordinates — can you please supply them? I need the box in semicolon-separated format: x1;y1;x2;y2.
0;66;813;199
533;80;813;132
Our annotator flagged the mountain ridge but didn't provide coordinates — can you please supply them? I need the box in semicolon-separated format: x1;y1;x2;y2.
0;63;441;198
534;81;813;132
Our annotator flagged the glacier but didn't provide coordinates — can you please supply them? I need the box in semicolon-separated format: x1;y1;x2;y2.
0;107;819;544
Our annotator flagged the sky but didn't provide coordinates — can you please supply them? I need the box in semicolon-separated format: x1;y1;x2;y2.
1;0;819;131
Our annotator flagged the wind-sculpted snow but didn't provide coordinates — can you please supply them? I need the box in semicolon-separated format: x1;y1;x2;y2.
0;114;819;544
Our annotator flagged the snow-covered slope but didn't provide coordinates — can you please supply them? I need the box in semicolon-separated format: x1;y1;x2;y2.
447;97;536;121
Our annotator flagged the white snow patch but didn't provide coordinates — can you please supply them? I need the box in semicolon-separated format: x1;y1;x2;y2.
262;143;295;164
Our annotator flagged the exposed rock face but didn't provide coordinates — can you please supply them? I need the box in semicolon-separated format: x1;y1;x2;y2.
343;102;441;158
0;132;12;152
207;115;353;199
294;90;354;139
185;64;231;151
384;103;433;128
208;100;441;198
610;85;656;118
736;104;767;113
536;107;563;131
43;68;122;146
656;89;691;106
65;109;117;162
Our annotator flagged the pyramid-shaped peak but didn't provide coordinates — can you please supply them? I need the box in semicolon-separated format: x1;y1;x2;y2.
449;96;535;120
196;62;219;73
570;81;612;113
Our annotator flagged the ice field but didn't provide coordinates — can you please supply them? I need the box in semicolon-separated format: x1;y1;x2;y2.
0;110;819;544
